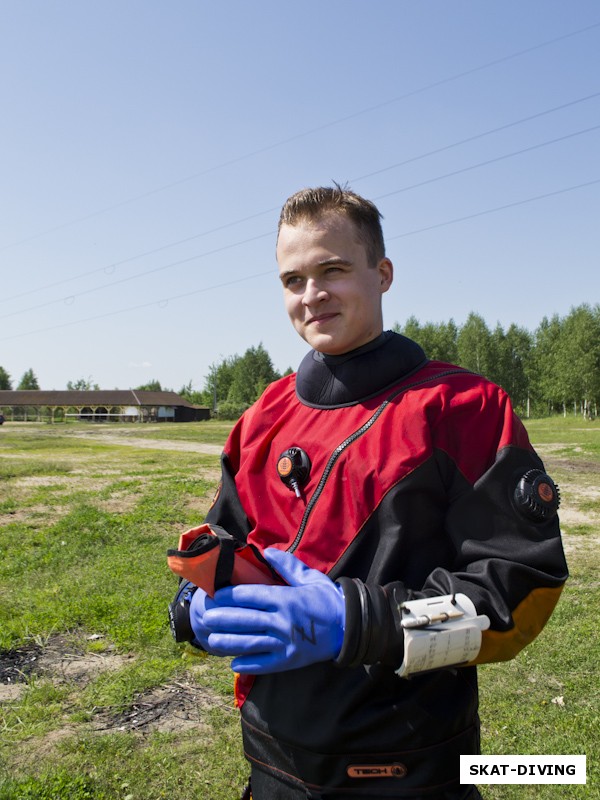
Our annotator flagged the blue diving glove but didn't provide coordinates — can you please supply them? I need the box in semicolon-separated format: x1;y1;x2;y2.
189;585;220;652
202;547;346;674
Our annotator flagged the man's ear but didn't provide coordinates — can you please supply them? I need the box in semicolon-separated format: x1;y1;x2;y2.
378;258;394;293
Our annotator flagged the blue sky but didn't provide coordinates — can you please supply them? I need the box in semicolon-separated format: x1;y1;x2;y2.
1;1;598;392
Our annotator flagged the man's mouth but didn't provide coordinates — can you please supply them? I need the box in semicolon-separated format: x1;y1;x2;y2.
307;313;339;325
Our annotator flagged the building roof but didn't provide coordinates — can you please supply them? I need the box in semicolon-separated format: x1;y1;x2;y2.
0;390;199;408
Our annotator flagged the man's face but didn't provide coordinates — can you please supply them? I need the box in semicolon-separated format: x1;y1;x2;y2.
276;214;393;355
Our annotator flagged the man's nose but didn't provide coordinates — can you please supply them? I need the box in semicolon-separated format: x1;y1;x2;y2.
302;278;328;305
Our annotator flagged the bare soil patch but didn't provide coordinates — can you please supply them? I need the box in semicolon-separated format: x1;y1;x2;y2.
95;491;143;514
0;507;57;528
561;531;600;558
0;633;130;698
35;634;132;683
0;640;42;690
532;452;600;533
0;633;226;738
538;446;600;477
92;678;226;735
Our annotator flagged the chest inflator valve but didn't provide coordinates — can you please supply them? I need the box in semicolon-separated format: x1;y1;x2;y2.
514;469;560;521
277;447;311;498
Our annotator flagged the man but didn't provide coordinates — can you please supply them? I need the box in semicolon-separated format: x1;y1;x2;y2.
169;186;568;799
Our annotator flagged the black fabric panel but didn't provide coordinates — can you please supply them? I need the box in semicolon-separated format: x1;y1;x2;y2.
241;661;480;792
205;452;253;542
330;447;566;631
426;445;568;630
242;692;480;797
330;454;455;587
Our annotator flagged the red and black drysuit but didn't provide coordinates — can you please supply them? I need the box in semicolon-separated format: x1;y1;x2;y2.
198;332;568;798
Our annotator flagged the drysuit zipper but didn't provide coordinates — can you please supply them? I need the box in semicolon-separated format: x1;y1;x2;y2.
287;369;467;554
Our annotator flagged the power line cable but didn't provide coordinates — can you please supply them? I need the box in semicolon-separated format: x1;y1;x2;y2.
1;19;598;255
0;231;274;320
351;91;600;184
373;123;600;202
2;89;598;308
0;207;280;305
386;177;600;241
3;123;597;323
2;176;597;344
0;270;274;343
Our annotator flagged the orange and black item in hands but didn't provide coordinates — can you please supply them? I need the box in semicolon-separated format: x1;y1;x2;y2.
167;523;282;644
167;523;280;597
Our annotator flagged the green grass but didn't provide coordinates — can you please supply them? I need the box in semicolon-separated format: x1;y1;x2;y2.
50;419;236;445
0;422;247;799
0;418;597;799
477;564;599;798
0;459;73;479
525;415;600;454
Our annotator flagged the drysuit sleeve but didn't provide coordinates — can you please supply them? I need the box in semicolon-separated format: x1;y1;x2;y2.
335;392;568;672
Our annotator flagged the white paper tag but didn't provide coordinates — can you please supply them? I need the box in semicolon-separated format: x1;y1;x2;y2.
395;594;490;678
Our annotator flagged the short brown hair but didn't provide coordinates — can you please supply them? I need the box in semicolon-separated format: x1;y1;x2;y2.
277;184;385;266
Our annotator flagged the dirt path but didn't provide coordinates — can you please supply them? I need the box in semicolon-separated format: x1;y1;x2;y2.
67;431;223;455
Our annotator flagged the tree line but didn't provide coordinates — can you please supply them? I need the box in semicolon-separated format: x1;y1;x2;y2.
395;304;600;419
2;305;598;420
0;367;40;390
188;344;288;419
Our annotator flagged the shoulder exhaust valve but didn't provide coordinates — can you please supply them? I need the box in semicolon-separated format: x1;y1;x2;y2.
514;469;560;522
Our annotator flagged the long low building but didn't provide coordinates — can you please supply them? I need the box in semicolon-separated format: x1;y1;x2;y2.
0;390;210;423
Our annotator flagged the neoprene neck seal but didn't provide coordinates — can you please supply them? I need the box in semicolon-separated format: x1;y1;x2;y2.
295;331;427;409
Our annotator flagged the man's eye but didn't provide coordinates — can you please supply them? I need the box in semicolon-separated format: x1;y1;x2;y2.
284;276;303;288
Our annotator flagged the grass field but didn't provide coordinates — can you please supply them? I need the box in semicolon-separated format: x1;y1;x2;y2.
0;418;597;799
